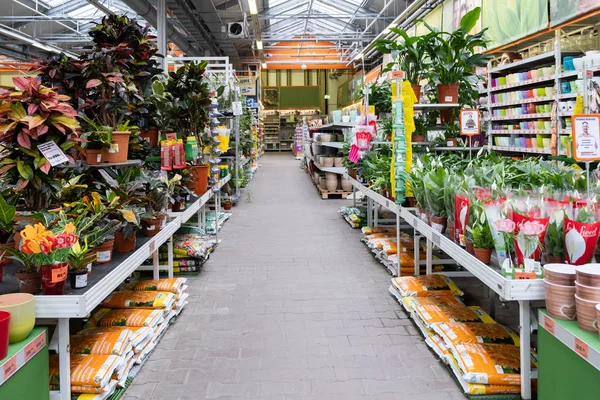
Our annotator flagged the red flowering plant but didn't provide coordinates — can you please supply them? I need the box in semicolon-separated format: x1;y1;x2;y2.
0;77;80;210
13;222;78;266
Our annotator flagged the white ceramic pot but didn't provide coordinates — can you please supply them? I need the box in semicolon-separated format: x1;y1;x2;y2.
321;157;334;167
319;133;333;142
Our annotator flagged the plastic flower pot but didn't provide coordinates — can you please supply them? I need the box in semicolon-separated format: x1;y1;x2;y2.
40;262;68;295
447;221;455;241
14;270;41;294
437;84;459;104
465;239;475;255
172;199;186;212
188;165;209;195
140;127;159;147
69;269;88;290
93;239;115;264
474;248;492;264
115;232;136;253
222;202;232;211
412;135;426;143
101;131;131;163
411;84;422;103
0;311;9;359
430;216;447;234
0;293;35;343
142;215;166;237
85;149;102;165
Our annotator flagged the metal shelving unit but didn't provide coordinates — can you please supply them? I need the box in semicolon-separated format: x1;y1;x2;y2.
345;173;543;400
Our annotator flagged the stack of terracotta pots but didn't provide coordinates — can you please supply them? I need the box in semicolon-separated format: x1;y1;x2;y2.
574;265;600;332
544;264;577;321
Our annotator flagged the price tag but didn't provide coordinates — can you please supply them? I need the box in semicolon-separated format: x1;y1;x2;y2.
232;101;243;116
24;332;45;362
3;357;16;380
543;315;555;335
514;271;537;280
391;71;405;79
149;240;155;254
37;141;68;167
575;338;589;359
51;265;68;283
165;133;177;140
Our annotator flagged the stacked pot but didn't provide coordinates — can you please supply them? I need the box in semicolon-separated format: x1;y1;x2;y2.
544;264;577;321
574;265;600;333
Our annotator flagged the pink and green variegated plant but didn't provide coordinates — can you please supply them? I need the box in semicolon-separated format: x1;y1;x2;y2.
0;76;80;210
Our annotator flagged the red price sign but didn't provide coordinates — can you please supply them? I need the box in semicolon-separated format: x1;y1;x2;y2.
515;271;537;280
575;338;589;359
51;265;68;283
543;315;555;335
3;357;16;380
24;332;46;362
391;71;405;79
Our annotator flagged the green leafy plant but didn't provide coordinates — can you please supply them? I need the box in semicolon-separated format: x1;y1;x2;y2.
424;165;447;218
444;122;460;139
68;238;97;272
469;223;494;249
375;29;434;84
545;220;565;259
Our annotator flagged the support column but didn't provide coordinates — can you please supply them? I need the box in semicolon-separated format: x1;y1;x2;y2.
157;0;167;72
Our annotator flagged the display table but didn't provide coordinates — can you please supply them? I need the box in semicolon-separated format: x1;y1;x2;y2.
539;310;600;399
0;327;48;400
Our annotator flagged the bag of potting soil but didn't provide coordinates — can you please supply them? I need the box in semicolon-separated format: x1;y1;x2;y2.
49;354;123;391
70;329;132;356
447;354;524;395
129;278;187;294
89;308;164;328
71;380;118;399
431;322;519;349
425;334;452;363
78;327;153;348
453;343;538;386
112;351;133;380
391;275;464;297
413;303;494;330
101;291;175;310
361;226;396;235
401;294;464;314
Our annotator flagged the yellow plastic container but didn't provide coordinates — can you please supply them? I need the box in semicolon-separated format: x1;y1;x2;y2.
0;293;35;343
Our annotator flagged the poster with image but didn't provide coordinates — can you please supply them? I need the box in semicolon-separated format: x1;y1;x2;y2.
572;115;600;161
482;0;549;49
460;109;480;136
550;0;600;26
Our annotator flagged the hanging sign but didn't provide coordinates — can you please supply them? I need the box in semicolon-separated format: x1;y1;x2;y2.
391;71;405;80
232;101;243;116
37;141;68;166
460;109;480;136
572;115;600;161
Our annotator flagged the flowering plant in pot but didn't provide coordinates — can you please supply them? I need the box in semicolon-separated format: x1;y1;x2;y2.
0;77;80;210
544;199;568;263
68;238;97;289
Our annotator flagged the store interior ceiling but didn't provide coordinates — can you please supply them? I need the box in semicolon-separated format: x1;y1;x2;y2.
0;0;422;68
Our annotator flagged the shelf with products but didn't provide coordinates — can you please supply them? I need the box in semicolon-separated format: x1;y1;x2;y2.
491;145;552;154
490;112;552;121
489;96;554;108
490;129;552;135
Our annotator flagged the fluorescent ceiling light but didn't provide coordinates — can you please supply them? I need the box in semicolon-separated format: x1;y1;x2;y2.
248;0;257;15
261;62;267;68
354;53;363;60
256;40;263;50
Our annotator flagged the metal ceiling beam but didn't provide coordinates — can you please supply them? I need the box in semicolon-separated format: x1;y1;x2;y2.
297;0;314;56
47;0;92;15
260;0;307;18
0;17;97;23
261;37;374;42
215;0;239;10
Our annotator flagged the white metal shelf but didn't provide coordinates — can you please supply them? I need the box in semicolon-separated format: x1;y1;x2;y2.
491;145;552;154
489;96;554;108
168;174;230;222
489;75;555;93
306;153;345;174
317;122;356;130
414;103;459;110
490;112;552;121
490;51;555;74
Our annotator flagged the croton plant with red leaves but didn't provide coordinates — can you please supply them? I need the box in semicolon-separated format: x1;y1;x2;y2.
0;76;80;210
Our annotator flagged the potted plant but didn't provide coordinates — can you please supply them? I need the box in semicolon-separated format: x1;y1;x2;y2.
141;173;168;237
413;115;428;143
467;207;494;264
444;122;460;147
424;165;448;233
422;7;491;105
68;238;97;289
222;198;232;211
104;190;140;253
80;118;112;165
0;77;80;210
444;174;457;241
375;29;433;103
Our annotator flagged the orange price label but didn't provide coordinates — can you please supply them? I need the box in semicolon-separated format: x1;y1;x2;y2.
3;357;16;380
165;133;177;140
391;71;405;79
515;271;537;280
24;332;45;362
51;265;68;283
575;338;589;359
544;316;555;334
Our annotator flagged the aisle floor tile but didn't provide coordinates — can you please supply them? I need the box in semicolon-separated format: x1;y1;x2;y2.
124;154;464;400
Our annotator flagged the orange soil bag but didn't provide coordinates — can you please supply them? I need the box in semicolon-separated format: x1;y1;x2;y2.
392;275;464;297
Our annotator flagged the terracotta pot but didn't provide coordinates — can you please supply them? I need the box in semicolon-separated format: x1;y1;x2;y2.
474;248;492;264
437;84;459;104
576;281;600;302
101;131;131;163
115;232;136;253
440;109;453;124
188;165;209;195
69;269;88;290
14;270;41;294
222;202;232;211
447;222;455;241
85;149;102;165
140;127;159;147
411;84;422;103
465;239;475;255
545;280;577;321
575;294;599;331
544;264;576;286
172;199;186;212
407;197;417;208
575;265;600;287
142;215;165;237
383;188;394;201
446;138;457;147
348;168;357;179
412;135;426;143
93;239;115;264
40;262;68;295
430;216;447;233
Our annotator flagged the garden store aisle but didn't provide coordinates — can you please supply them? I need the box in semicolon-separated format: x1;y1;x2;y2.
124;153;464;400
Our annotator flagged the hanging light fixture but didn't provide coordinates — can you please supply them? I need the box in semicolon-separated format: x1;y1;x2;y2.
248;0;257;15
256;40;263;50
301;64;307;70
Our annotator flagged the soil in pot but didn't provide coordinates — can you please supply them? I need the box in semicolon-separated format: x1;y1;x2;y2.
143;215;166;237
85;149;102;165
411;84;422;103
15;270;41;294
188;165;209;195
94;239;115;264
465;239;475;255
69;269;88;289
412;135;426;143
40;262;67;295
430;216;447;233
474;248;492;264
115;232;136;253
101;131;131;163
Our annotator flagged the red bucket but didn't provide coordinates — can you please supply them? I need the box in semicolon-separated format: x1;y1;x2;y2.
0;310;10;359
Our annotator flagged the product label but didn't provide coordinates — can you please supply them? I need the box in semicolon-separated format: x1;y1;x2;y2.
24;332;45;362
37;141;69;166
108;143;119;153
96;250;111;263
446;141;453;147
515;271;537;280
75;274;87;288
232;101;243;116
445;96;453;102
564;218;600;265
543;316;555;335
51;265;68;283
96;154;101;163
165;133;177;140
3;357;16;380
575;338;588;359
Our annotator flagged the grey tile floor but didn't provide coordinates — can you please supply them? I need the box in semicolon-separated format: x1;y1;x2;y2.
124;153;465;400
